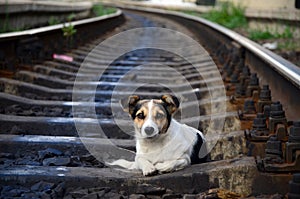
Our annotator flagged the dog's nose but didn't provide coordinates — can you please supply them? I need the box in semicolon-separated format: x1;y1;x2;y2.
144;126;154;135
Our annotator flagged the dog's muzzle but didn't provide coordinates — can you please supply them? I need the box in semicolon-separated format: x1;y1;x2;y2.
142;125;159;139
144;126;154;135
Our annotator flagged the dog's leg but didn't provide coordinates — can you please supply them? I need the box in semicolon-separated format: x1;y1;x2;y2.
155;157;190;173
106;159;136;169
136;156;156;176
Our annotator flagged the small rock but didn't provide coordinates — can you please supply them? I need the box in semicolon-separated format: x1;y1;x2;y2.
80;154;96;162
38;148;63;160
54;182;65;198
88;187;111;194
6;105;22;114
1;185;30;197
80;154;104;168
0;153;14;159
262;42;278;50
22;110;36;116
270;194;284;199
120;190;128;198
162;193;182;199
10;125;27;134
146;195;163;199
16;157;41;166
63;194;74;199
102;191;124;199
183;194;197;199
70;156;82;167
69;188;88;198
129;194;146;199
31;106;42;112
43;157;70;166
135;183;166;195
0;106;4;114
0;158;14;165
31;181;55;192
52;107;63;114
214;188;240;199
21;192;40;199
40;192;52;199
82;192;100;199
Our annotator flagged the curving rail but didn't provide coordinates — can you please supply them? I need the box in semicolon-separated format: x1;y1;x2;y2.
0;4;299;198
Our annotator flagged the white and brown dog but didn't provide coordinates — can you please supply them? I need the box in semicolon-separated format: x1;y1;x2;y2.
108;94;207;176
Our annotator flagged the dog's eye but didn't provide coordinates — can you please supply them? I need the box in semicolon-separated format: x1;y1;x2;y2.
136;113;145;120
156;113;165;119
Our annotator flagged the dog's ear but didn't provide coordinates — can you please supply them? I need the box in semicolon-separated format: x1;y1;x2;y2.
120;95;140;115
161;94;180;114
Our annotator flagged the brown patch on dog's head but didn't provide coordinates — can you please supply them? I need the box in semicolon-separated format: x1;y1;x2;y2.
160;94;180;114
120;95;140;116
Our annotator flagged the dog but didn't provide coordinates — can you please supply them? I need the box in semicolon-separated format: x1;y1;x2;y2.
108;94;207;176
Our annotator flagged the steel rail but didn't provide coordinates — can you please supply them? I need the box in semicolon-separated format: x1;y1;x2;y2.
113;5;300;89
0;9;122;40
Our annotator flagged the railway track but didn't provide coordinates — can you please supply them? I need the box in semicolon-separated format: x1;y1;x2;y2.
0;6;300;199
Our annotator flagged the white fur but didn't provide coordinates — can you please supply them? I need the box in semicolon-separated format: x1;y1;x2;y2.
141;100;159;138
108;118;205;176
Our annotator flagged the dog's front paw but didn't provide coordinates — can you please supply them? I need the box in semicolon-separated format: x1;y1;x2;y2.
155;162;172;173
142;165;157;176
155;159;188;173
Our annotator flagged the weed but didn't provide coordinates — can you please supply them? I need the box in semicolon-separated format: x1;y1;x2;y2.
48;17;60;26
249;26;294;41
92;4;117;16
67;13;76;22
201;2;247;29
248;29;274;40
62;24;77;38
62;23;77;49
278;40;299;51
280;26;293;38
181;4;297;51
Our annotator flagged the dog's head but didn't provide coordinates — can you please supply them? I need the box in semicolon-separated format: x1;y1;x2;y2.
121;95;180;139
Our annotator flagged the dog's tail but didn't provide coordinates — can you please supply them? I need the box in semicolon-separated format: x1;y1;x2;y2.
106;159;137;170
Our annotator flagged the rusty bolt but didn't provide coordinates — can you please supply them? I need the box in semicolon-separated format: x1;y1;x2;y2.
269;101;287;134
243;99;256;114
288;173;300;198
257;85;272;113
249;73;259;86
259;85;271;101
230;71;239;83
289;121;300;142
252;113;268;135
235;83;246;97
265;135;284;164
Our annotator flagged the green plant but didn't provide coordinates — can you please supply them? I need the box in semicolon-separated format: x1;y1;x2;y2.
60;13;76;35
249;26;294;41
67;13;76;22
62;23;77;37
201;2;247;29
92;4;117;16
62;23;77;49
248;29;274;40
280;26;293;38
181;3;297;51
48;16;60;26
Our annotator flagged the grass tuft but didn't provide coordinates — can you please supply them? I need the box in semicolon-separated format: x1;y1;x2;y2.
181;3;297;51
92;4;117;17
201;2;247;29
249;27;294;41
